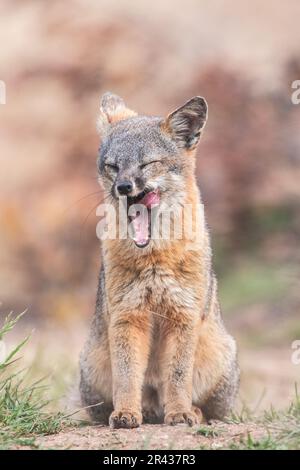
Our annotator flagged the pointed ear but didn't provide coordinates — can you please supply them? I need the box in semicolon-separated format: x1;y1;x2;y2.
163;96;208;150
97;92;137;136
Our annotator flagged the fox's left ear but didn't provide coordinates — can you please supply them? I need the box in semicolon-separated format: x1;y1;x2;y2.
163;96;208;150
97;92;137;136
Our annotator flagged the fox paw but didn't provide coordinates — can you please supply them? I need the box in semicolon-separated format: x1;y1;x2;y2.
109;409;142;429
164;407;203;427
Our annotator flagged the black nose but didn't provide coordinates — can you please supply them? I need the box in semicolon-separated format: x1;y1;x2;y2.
117;181;133;195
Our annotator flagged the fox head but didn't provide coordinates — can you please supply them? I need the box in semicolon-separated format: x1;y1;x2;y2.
97;92;208;248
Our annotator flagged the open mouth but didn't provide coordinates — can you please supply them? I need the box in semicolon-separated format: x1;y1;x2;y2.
127;189;160;248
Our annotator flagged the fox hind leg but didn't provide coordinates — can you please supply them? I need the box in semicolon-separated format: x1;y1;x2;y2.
79;335;113;424
79;362;113;424
192;318;240;422
200;360;240;421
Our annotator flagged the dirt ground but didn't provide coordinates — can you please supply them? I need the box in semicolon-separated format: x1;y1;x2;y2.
8;325;300;450
31;422;266;450
33;346;298;450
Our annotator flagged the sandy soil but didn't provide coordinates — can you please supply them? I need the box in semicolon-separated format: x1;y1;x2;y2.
32;422;266;450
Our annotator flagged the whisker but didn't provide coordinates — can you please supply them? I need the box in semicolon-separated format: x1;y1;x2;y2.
62;191;103;215
80;200;102;242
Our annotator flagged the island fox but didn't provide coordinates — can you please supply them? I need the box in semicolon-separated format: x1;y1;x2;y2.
80;92;239;428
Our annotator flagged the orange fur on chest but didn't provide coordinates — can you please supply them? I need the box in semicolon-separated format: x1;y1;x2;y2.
103;180;209;320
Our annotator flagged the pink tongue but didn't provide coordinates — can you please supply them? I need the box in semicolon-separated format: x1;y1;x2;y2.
131;191;160;246
132;210;149;246
141;191;160;208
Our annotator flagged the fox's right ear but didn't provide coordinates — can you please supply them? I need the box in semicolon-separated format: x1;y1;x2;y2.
163;96;208;150
97;92;137;136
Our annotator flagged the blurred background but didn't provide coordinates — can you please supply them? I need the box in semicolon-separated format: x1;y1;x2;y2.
0;0;299;412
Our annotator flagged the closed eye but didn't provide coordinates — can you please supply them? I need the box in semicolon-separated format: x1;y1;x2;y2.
105;163;119;171
140;160;161;170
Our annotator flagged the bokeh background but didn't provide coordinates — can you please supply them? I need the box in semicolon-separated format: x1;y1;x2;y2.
0;0;300;411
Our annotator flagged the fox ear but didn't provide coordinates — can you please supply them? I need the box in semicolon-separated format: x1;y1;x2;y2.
97;92;137;135
163;96;208;150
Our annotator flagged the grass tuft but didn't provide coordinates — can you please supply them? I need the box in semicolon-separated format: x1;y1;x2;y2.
0;313;76;449
262;384;300;450
196;426;219;438
228;431;285;450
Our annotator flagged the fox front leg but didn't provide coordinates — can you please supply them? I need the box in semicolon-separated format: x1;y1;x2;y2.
108;314;151;429
162;323;203;426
